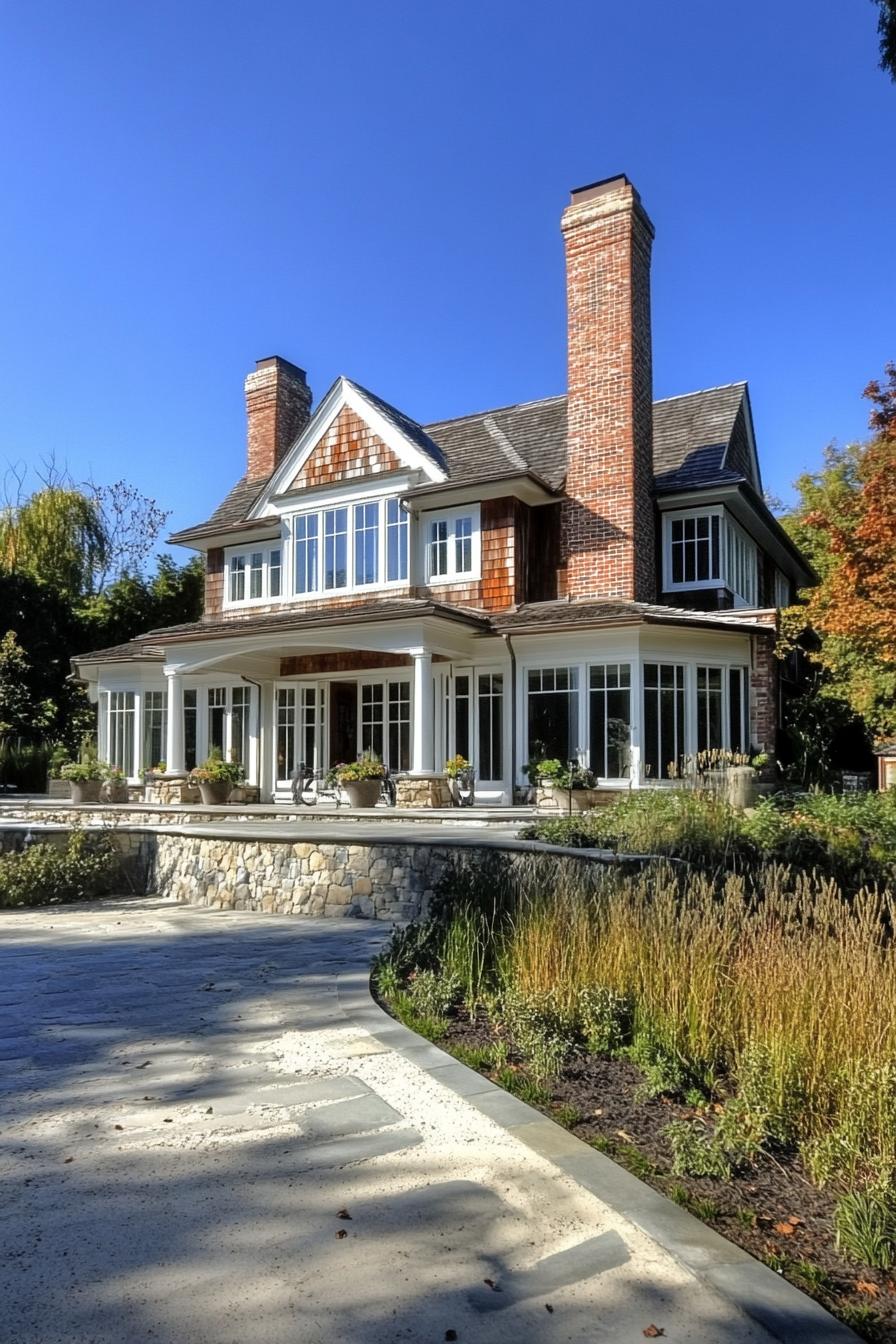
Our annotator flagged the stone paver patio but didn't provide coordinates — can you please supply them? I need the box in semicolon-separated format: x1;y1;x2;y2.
0;898;849;1343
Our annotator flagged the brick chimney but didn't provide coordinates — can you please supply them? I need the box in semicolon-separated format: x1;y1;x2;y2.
561;175;656;601
245;356;312;481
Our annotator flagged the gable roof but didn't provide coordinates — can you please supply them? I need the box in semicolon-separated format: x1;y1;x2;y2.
169;381;759;547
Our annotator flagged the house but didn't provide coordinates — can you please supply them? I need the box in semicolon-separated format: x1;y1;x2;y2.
73;174;813;806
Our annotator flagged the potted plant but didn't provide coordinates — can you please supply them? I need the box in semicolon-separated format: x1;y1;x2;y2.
334;753;385;808
190;749;244;805
444;754;475;807
102;766;129;804
47;745;72;798
60;752;105;804
537;758;597;813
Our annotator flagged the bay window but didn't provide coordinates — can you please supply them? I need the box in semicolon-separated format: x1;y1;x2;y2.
290;495;408;596
696;666;724;754
663;508;758;606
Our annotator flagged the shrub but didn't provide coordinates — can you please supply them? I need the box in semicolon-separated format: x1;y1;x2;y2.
499;986;577;1082
577;984;631;1055
0;832;119;908
0;741;51;792
407;968;461;1018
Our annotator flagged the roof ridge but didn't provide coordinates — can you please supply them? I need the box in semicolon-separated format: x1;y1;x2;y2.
653;381;747;405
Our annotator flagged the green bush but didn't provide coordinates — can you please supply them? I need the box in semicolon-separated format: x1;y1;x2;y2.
0;741;50;792
0;832;119;908
834;1187;896;1269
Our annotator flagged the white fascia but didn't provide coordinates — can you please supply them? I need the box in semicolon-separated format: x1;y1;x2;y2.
248;377;447;520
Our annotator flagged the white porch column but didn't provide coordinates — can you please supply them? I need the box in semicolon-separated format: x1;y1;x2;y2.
165;670;185;773
410;649;435;774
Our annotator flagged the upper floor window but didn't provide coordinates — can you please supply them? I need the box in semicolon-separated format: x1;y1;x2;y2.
290;495;408;597
424;506;480;583
226;545;282;606
774;569;792;608
663;508;757;607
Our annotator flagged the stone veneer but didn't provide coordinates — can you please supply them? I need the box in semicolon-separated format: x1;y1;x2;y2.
395;773;453;808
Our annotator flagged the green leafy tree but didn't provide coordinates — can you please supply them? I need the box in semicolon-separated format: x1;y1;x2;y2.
0;631;53;739
0;486;107;600
874;0;896;80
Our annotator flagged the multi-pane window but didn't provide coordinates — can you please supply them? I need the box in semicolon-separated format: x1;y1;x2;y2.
424;508;479;581
589;664;631;778
231;686;250;766
665;508;758;606
388;681;410;772
361;683;385;759
774;569;791;609
478;673;503;781
299;687;318;772
324;507;349;590
455;516;473;573
183;689;198;770
643;663;686;780
227;545;283;605
727;523;757;606
669;514;721;585
526;667;579;764
142;691;167;771
354;502;379;586
109;691;136;777
696;667;724;754
294;514;319;595
276;688;296;781
229;555;247;603
428;519;449;577
386;498;408;581
729;667;748;754
208;687;227;756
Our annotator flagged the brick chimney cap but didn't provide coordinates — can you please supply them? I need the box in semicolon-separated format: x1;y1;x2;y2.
569;173;633;205
254;355;309;379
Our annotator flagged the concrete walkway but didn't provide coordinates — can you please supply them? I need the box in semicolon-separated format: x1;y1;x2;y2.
0;899;852;1344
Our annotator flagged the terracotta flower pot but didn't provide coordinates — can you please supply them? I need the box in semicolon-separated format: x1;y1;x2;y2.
342;779;382;808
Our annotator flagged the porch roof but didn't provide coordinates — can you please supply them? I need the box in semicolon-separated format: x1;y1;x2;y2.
490;598;777;637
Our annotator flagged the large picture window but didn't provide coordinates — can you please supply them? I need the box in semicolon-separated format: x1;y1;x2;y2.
589;664;631;778
643;663;686;780
526;667;579;764
290;496;408;598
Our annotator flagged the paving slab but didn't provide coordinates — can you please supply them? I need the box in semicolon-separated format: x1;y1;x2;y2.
0;896;857;1344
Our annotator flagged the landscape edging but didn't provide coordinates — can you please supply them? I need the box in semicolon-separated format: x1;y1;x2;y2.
334;968;860;1344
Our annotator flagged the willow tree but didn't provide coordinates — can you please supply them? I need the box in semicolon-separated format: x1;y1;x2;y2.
0;486;107;601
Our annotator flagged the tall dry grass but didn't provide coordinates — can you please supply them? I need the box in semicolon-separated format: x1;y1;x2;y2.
491;857;896;1187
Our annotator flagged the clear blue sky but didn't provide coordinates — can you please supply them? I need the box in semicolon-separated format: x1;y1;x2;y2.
1;1;893;548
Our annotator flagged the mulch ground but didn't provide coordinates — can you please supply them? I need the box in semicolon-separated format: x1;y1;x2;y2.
436;1010;896;1342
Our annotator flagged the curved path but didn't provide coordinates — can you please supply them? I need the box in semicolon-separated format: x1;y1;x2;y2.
0;898;854;1343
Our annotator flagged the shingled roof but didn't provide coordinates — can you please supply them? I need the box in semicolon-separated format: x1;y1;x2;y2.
170;382;755;545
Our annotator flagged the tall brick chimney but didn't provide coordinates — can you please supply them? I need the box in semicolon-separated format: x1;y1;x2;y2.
245;356;312;481
561;175;656;601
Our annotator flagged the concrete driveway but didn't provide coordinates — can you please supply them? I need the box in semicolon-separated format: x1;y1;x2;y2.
0;898;850;1344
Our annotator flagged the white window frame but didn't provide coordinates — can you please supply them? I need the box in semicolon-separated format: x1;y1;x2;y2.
285;494;409;600
422;504;481;584
224;542;285;609
662;507;758;608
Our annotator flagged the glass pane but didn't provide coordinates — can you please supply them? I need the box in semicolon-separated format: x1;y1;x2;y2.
643;663;684;779
455;516;473;573
729;668;745;753
477;673;503;781
231;686;250;766
455;674;470;760
183;689;197;771
229;556;246;602
269;549;281;597
361;683;384;759
294;515;319;594
142;690;167;772
386;498;408;582
249;553;263;599
388;680;410;771
589;664;631;777
354;502;379;586
276;688;296;780
208;687;227;756
324;508;348;589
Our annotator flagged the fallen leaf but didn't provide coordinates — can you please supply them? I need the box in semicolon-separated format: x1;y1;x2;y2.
337;1208;352;1220
643;1328;665;1339
591;1108;603;1117
114;1124;123;1131
335;1229;348;1240
787;1215;803;1226
773;1222;795;1236
856;1280;880;1298
615;1129;635;1143
483;1279;501;1292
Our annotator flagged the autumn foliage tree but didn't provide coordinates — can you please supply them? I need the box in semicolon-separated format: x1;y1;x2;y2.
783;364;896;738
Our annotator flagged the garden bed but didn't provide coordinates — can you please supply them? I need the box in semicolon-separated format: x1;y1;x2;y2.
428;1008;896;1341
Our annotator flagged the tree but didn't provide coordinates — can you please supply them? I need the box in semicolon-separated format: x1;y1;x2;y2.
874;0;896;80
0;631;53;740
781;364;896;738
0;486;107;600
87;479;170;592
